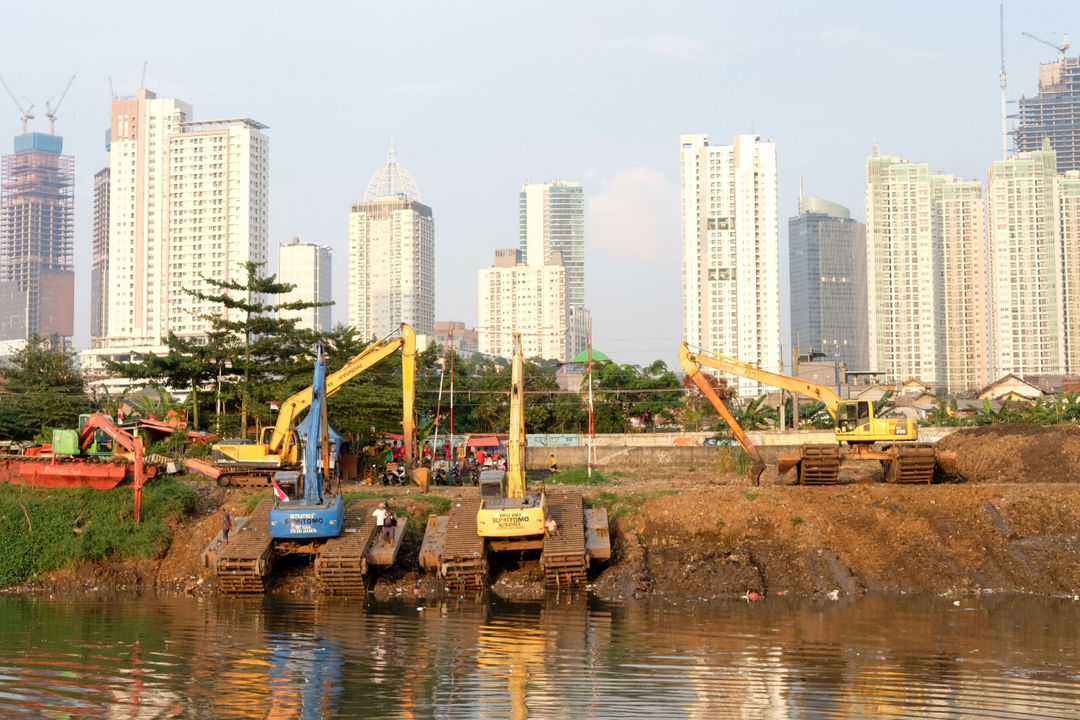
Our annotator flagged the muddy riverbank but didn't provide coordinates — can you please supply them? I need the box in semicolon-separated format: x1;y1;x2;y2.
8;424;1080;602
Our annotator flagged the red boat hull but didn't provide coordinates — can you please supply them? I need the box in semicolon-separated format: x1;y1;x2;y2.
0;457;141;490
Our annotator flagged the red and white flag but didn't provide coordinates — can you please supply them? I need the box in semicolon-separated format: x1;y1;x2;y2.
270;401;280;412
271;480;289;502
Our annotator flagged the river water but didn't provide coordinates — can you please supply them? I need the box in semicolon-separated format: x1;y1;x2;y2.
0;593;1078;719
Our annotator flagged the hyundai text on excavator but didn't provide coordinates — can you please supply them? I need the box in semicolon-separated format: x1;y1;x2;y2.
208;345;409;594
679;343;957;485
419;333;609;590
202;323;416;486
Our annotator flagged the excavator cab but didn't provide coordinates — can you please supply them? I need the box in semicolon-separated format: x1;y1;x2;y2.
836;401;872;434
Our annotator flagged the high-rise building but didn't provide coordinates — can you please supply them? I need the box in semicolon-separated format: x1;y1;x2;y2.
97;89;269;347
82;89;269;385
1061;173;1080;374
788;196;868;371
519;180;585;309
934;175;990;394
1016;56;1080;173
348;149;434;340
91;166;110;341
865;147;989;392
680;133;780;397
277;237;332;332
987;142;1069;377
0;132;74;352
866;149;937;386
477;248;583;360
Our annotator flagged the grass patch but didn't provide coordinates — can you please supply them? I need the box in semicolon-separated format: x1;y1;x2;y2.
239;493;271;513
588;489;679;523
790;516;804;527
742;491;759;501
549;467;609;486
0;478;197;586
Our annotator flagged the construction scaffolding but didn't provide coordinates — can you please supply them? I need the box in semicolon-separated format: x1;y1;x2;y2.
0;135;74;339
1016;57;1080;173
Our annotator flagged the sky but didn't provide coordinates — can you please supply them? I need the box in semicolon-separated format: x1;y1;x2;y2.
0;0;1074;368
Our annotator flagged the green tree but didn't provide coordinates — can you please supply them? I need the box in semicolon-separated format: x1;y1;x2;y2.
105;331;229;430
0;336;93;440
727;394;774;432
184;261;328;436
594;360;682;433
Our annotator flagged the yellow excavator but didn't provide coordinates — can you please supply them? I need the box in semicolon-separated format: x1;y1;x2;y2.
475;333;547;538
210;324;416;479
679;343;957;484
419;333;609;589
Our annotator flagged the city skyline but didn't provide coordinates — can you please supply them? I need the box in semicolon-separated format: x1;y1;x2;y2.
0;1;1076;368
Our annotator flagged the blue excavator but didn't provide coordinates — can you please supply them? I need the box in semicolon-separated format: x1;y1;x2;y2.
269;344;345;539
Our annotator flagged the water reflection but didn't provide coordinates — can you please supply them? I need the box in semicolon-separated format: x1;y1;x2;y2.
0;593;1077;718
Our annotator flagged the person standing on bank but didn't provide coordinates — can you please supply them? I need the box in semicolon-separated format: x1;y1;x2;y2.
220;509;234;546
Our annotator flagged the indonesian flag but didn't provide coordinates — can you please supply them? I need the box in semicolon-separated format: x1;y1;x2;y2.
117;404;125;422
272;480;289;502
270;401;280;412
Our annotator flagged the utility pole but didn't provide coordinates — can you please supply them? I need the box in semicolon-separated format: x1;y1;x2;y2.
792;335;801;432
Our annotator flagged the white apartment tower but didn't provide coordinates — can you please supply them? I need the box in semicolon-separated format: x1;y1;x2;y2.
478;249;576;361
987;142;1075;377
278;238;332;332
348;149;434;339
680;133;780;396
100;89;269;347
866;149;937;386
866;148;990;393
1061;174;1080;374
934;175;990;394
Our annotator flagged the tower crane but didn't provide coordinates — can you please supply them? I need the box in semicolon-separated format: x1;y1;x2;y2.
1022;31;1070;62
0;74;34;132
45;75;75;135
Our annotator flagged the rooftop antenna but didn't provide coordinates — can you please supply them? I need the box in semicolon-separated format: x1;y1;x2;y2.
0;74;35;132
108;76;118;102
45;74;75;135
1000;4;1007;160
140;61;148;89
1021;31;1070;62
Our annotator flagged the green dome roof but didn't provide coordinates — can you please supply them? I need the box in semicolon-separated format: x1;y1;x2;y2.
571;349;610;364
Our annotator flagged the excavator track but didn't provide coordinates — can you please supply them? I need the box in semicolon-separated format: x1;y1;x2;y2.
440;496;488;591
314;499;381;595
884;443;937;484
541;488;588;588
215;499;275;594
799;445;841;485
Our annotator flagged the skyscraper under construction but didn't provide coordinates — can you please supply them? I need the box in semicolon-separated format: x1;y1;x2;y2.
1016;56;1080;172
0;132;74;353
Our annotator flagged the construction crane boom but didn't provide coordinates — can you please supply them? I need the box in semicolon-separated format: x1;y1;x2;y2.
0;74;34;132
1022;31;1070;62
45;75;75;135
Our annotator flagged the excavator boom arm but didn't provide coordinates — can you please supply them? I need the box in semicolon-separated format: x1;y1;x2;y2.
679;345;765;484
506;334;527;498
681;343;842;417
78;413;147;523
268;324;417;461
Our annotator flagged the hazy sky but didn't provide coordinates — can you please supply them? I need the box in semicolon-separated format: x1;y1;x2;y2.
0;1;1073;366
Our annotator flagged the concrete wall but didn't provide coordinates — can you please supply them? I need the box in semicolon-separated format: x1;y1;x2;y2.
527;428;962;471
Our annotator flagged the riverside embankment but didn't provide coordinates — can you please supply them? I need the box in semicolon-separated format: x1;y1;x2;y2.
4;424;1080;601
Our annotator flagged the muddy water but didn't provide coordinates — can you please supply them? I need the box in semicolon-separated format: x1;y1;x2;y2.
0;593;1077;719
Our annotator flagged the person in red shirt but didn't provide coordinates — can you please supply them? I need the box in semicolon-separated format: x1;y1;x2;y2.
475;449;487;466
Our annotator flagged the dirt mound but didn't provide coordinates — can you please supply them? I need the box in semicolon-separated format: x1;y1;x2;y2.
937;424;1080;484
